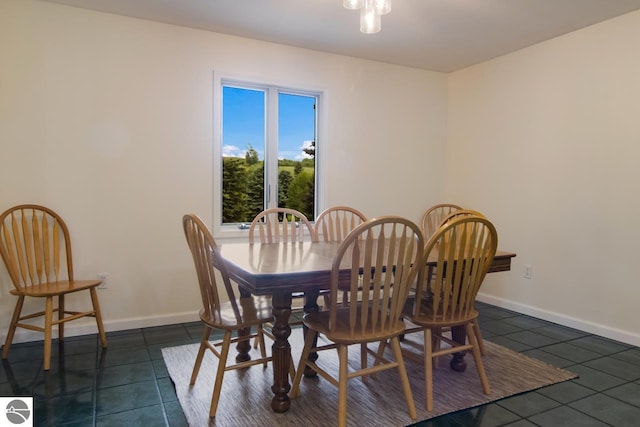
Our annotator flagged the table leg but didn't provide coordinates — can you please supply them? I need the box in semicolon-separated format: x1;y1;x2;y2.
270;292;293;413
303;290;320;377
450;325;468;372
236;289;252;363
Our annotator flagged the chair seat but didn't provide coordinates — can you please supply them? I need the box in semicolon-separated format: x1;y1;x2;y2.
10;280;101;297
200;295;273;330
303;306;406;344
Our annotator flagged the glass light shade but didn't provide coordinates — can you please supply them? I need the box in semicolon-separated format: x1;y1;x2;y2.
343;0;364;10
374;0;391;15
360;1;381;33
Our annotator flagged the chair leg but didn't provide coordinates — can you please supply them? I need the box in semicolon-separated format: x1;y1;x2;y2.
374;338;388;366
323;293;331;310
291;327;317;398
58;294;65;341
209;330;232;418
190;326;212;385
90;288;108;348
390;336;417;420
432;327;442;368
253;323;271;349
466;323;490;395
43;296;54;371
337;344;349;427
257;325;268;368
424;328;434;411
472;319;486;356
360;343;368;383
289;354;296;382
2;296;24;360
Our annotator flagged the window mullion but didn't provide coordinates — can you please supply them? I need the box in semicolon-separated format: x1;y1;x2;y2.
265;87;279;209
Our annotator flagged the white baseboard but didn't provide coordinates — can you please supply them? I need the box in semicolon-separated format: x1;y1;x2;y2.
6;297;640;349
1;311;200;345
477;292;640;347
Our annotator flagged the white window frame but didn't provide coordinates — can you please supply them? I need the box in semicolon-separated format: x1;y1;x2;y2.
212;72;325;238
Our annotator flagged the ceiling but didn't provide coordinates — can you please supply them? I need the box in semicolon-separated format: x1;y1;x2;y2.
41;0;640;72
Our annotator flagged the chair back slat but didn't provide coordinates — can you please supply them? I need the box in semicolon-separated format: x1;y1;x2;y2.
417;216;497;322
421;203;463;239
249;207;316;243
315;206;366;243
0;205;72;290
183;214;241;324
329;216;424;337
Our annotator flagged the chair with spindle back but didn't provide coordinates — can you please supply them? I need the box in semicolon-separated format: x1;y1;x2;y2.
314;206;367;306
406;216;497;411
438;209;488;355
314;206;367;243
183;213;277;418
420;203;463;239
0;204;107;370
248;207;316;244
291;216;423;427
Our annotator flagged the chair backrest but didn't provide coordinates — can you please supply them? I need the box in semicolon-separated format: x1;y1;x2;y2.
414;216;498;322
315;206;367;243
183;214;242;324
439;209;486;227
249;208;316;243
328;216;424;337
0;204;73;290
421;203;463;239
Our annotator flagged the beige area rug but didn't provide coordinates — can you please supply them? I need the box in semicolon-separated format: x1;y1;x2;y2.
162;331;577;427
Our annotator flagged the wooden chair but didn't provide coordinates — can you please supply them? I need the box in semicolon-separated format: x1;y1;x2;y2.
248;207;316;244
405;216;497;411
291;216;423;427
183;213;275;418
248;207;317;346
438;209;488;355
420;203;463;239
314;206;367;306
0;204;107;371
315;206;367;243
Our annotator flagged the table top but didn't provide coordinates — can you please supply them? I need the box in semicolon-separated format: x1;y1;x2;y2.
219;241;515;296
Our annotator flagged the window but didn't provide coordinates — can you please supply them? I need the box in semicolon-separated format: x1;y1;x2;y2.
213;77;321;233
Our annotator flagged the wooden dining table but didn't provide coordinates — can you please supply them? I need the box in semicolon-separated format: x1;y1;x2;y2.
218;240;516;413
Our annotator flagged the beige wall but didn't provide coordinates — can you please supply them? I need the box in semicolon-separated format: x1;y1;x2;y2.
447;11;640;345
0;0;448;341
3;0;639;347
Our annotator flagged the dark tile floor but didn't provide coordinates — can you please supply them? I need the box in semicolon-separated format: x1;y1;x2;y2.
1;302;640;426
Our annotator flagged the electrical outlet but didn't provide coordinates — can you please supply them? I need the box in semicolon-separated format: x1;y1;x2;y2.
97;272;108;289
524;264;532;279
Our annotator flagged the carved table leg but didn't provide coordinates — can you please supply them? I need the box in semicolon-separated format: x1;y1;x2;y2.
450;325;468;372
236;289;252;363
303;290;320;377
271;292;293;413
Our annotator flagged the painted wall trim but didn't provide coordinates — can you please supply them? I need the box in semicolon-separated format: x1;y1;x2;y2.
477;293;640;347
1;311;200;346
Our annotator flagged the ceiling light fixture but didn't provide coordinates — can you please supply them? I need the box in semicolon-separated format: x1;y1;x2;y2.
343;0;391;34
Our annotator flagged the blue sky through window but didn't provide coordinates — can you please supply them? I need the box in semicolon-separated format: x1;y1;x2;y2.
222;86;315;161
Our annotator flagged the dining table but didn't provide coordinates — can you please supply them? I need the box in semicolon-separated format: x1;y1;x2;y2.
218;240;516;413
